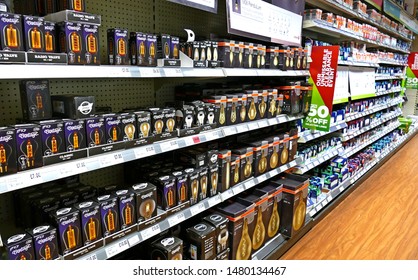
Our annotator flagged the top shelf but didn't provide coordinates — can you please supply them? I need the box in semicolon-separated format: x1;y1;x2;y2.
0;65;310;80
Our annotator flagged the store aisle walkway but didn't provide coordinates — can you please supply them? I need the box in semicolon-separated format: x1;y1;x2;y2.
281;134;418;260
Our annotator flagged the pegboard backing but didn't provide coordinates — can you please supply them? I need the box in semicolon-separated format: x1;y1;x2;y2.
0;193;14;226
80;164;125;187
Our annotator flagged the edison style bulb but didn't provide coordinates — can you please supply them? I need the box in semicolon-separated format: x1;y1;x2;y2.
268;199;280;238
252;207;266;250
88;217;96;240
67;225;76;249
0;144;7;173
236;219;252;260
51;135;57;154
219;103;226;125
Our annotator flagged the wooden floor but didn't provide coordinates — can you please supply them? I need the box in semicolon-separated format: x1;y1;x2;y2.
281;134;418;260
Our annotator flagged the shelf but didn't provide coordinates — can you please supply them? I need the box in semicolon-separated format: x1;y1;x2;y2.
376;87;403;96
72;158;301;260
303;20;410;54
342;121;401;158
378;60;408;66
375;75;406;81
345;97;404;122
0;114;304;195
338;60;379;67
0;64;310;80
298;120;347;143
342;110;402;141
294;144;344;174
305;0;414;42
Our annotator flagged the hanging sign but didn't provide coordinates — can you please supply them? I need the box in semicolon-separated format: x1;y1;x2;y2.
167;0;218;14
406;52;418;89
303;46;339;132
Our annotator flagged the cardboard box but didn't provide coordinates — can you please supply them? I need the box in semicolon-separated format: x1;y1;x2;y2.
85;116;106;147
0;126;17;176
74;201;102;245
115;189;136;229
198;166;209;200
95;194;120;237
58;0;86;12
203;213;229;255
217;40;235;68
226;95;239;126
267;89;278;118
232;147;254;181
148;108;165;138
44;20;56;53
256;183;283;242
57;21;84;64
184;168;200;205
20;79;52;121
149;236;183;260
230;155;240;188
51;207;82;255
0;12;24;51
83;24;100;65
4;233;35;260
245;90;260;121
266;136;280;170
131;182;157;223
103;113;123;143
107;28;129;65
130;32;147;66
218;150;231;192
185;222;216;260
13;124;43;171
38;120;65;156
157;34;171;59
172;171;189;205
152;175;177;210
146;33;157;66
120;112;137;141
245;140;269;176
63;119;86;151
27;225;59;260
22;15;45;52
51;94;95;119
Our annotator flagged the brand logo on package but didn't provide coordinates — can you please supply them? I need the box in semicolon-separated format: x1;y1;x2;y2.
7;234;26;243
79;201;93;208
78;101;94;115
194;224;207;231
33;226;49;234
161;237;175;246
57;208;72;215
133;183;147;190
210;215;223;222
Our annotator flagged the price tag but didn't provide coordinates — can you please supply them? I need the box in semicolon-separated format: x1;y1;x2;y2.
190;203;206;216
25;171;43;186
6;177;24;192
258;120;268;127
160;140;179;152
192;136;201;144
168;212;186;227
140;67;161;77
163;68;183;77
316;204;323;212
258;174;267;182
141;224;161;241
309;210;316;217
339;186;345;192
223;126;237;136
100;153;123;168
268;118;278;125
322;200;328;207
236;124;249;133
233;184;245;195
248;122;259;131
205;130;220;141
128;235;140;247
207;195;221;207
105;239;129;259
83;254;98;260
269;169;279;177
327;196;332;203
244;180;255;189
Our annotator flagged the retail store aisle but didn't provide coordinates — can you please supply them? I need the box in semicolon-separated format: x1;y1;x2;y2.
281;134;418;260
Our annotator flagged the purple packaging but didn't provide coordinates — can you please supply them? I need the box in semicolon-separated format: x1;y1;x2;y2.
51;207;82;255
38;120;65;156
0;127;17;176
152;175;177;210
74;201;102;245
171;36;179;59
4;233;35;260
0;12;24;51
146;33;157;66
63;119;86;151
107;28;129;65
85;116;105;147
20;79;52;121
22;15;45;52
27;225;59;260
172;171;189;205
95;194;120;237
83;24;100;65
14;123;42;171
44;21;56;53
57;21;84;64
120;112;137;141
103;113;123;143
115;189;136;229
130;31;147;66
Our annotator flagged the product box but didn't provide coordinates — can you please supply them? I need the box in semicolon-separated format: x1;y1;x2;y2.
236;93;247;122
58;0;86;12
22;15;45;52
274;173;309;237
218;150;231;192
279;133;290;166
157;33;171;59
175;104;195;130
178;148;207;169
51;207;82;255
38;119;65;156
131;182;157;223
56;190;79;208
288;128;299;161
85;116;106;147
245;140;269;176
258;90;268;119
57;21;84;64
216;199;256;260
203;213;229;255
235;41;244;68
149;236;183;260
187;100;206;127
0;12;24;51
202;95;227;127
103;113;123;143
4;233;35;260
172;171;189;205
74;201;102;245
146;33;157;66
266;46;279;69
198;166;209;200
244;42;255;68
76;184;97;201
14;123;42;171
27;225;59;260
266;136;280;170
152;175;177;210
171;36;179;59
134;110;152;140
203;102;217;129
217;248;230;260
115;189;136;229
162;107;176;136
278;82;299;115
0;126;17;176
107;28;129;65
232;147;254;181
192;41;200;61
184;168;200;205
95;194;120;237
148;107;165;139
267;89;278;118
185;222;216;260
130;31;147;66
217;40;235;68
226;95;239;126
44;20;56;53
63;119;86;151
230;155;240;188
245;91;260;121
83;24;100;65
206;150;219;197
51;94;95;119
120;112;137;141
32;196;60;224
20;79;52;121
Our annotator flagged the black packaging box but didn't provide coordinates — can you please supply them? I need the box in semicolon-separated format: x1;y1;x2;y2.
95;194;120;237
203;40;212;61
58;0;86;12
130;31;147;66
13;123;42;171
44;20;56;53
202;95;227;127
234;41;244;68
217;40;235;68
172;171;189;205
148;108;165;138
57;21;84;64
216;199;256;260
74;201;102;245
274;173;309;237
288;128;299;162
103;113;123;143
256;183;283;242
266;136;280;170
178;149;207;169
256;44;266;69
56;190;79;208
300;82;312;115
267;89;278;118
135;110;152;139
208;163;219;197
198;166;209;200
157;33;171;59
22;15;45;52
146;33;157;66
245;90;260;121
230;155;240;188
131;182;157;223
38;119;65;156
152;175;177;210
232;147;254;181
0;126;17;176
244;42;255;69
266;46;279;69
149;236;183;260
279;133;290;166
203;213;229;255
192;41;200;61
187;100;206;127
217;248;230;260
184;168;200;205
171;36;179;59
163;107;176;134
258;90;268;119
218;150;231;192
0;12;24;51
292;47;301;70
204;102;216;126
107;28;129;65
276;47;287;70
63;119;86;151
85;116;106;147
51;94;95;119
27;225;59;260
115;189;136;229
175;104;195;130
4;232;35;260
43;0;58;16
245;140;269;176
226;95;239;126
20;79;52;121
83;24;100;65
51;207;82;255
237;93;248;123
120;112;137;141
31;196;60;226
278;82;298;115
76;184;97;201
185;222;216;260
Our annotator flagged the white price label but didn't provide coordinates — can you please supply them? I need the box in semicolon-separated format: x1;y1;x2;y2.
140;67;161;77
205;130;221;141
236;124;249;133
223;126;237;136
105;243;122;259
100;153;123;168
84;254;98;260
207;195;221;207
184;137;194;146
128;235;140;247
321;200;328;207
258;120;268;127
258;174;267;182
248;122;259;130
6;177;25;191
234;184;245;195
163;68;183;77
327;196;332;203
26;171;43;186
316;204;323;212
168;212;186;227
141;224;161;241
160;140;179;152
269;169;279;177
268;118;278;125
244;180;255;189
309;210;316;217
339;186;345;192
190;203;206;216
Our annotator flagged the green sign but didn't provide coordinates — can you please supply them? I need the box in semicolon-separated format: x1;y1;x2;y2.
406;52;418;89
